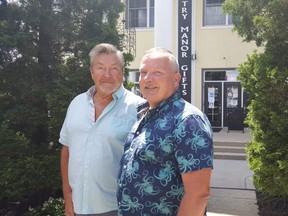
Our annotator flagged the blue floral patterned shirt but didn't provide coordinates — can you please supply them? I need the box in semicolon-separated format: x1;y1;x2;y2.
117;91;213;216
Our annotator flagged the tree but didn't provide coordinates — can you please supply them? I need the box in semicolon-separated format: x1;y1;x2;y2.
46;0;127;145
1;0;63;145
223;0;288;197
0;0;127;206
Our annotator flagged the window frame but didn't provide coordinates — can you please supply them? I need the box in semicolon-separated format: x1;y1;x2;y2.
125;0;154;29
203;0;233;27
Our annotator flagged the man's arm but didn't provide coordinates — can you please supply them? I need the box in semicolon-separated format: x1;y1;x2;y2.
177;168;212;216
61;145;74;216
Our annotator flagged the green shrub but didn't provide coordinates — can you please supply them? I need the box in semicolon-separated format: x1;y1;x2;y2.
239;53;288;197
0;124;31;200
25;197;65;216
0;124;62;202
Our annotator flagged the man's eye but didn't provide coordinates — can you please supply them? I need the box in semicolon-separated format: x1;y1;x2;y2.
111;67;119;71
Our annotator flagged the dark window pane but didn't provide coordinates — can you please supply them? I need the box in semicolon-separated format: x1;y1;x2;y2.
126;0;153;28
129;9;147;27
205;5;225;25
205;71;226;81
129;0;146;8
228;14;233;25
149;4;154;27
207;0;224;5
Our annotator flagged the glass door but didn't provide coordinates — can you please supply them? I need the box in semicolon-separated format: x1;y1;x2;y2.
223;82;242;126
204;82;222;128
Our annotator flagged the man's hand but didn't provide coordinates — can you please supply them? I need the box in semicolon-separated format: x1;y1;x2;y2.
61;146;74;216
64;190;74;216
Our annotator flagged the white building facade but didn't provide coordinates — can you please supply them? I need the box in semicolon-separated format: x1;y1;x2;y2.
123;0;259;129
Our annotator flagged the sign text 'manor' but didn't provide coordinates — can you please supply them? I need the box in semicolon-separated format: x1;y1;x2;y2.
178;0;192;102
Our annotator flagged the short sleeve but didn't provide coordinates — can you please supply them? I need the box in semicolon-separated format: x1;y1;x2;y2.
173;114;213;174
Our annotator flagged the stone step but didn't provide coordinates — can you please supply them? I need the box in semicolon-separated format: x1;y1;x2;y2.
214;146;246;154
214;141;247;147
214;152;247;160
213;141;247;160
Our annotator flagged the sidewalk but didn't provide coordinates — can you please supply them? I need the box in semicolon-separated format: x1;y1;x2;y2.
207;128;259;216
213;127;252;144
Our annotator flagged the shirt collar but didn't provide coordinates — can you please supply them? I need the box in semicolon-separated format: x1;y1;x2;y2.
137;91;181;119
155;91;181;110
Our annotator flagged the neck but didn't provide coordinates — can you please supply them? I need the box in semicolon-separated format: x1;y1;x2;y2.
93;93;113;104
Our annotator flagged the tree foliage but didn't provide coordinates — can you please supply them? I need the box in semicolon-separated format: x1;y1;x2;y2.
223;0;288;196
0;0;126;203
0;124;61;201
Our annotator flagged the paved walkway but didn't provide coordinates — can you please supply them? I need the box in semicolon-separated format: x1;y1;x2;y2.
213;127;252;144
207;128;259;216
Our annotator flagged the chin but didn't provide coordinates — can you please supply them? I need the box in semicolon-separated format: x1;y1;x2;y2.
100;87;117;94
143;93;155;100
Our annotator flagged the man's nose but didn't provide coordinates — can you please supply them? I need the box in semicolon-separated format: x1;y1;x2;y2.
103;69;112;77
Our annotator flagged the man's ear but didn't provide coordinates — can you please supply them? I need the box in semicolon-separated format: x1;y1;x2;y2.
90;67;94;78
175;72;181;82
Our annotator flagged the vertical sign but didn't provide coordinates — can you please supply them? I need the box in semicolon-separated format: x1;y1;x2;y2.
178;0;192;103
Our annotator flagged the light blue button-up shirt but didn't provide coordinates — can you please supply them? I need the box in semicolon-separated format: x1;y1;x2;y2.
59;84;145;214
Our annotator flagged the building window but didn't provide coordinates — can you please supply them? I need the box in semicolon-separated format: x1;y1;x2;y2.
125;0;154;28
149;0;154;28
128;71;142;96
204;0;233;26
205;71;226;81
204;70;239;81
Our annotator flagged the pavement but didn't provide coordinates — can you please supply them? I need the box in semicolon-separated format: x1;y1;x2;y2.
207;127;259;216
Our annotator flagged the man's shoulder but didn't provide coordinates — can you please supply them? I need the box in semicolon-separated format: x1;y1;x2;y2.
184;101;204;115
72;92;87;102
172;99;206;119
66;92;89;110
123;89;146;104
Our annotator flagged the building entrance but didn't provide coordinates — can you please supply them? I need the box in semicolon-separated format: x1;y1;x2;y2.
223;82;242;126
203;70;247;128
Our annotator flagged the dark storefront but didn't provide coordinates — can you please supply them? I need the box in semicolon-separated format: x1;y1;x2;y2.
203;70;248;130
